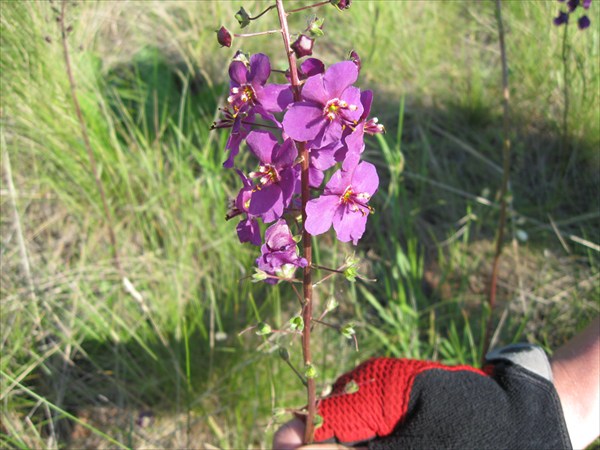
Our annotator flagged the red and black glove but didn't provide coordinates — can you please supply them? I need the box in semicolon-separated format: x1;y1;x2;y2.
313;345;572;449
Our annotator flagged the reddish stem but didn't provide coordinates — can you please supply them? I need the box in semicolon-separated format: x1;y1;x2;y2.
275;0;316;443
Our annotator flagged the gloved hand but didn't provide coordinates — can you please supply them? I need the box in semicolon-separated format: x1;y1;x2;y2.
278;345;572;449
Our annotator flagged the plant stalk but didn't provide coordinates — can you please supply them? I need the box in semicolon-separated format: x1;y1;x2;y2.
482;0;511;363
274;0;316;443
59;0;122;276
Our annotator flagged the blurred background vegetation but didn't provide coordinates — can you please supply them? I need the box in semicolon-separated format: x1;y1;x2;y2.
1;1;598;448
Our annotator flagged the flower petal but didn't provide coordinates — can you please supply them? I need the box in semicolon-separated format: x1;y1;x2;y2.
237;218;261;246
301;74;328;104
332;204;368;245
340;86;364;122
249;185;283;222
305;195;339;236
272;138;298;168
352;161;379;196
323;61;358;99
248;53;271;86
283;102;325;142
246;130;278;164
228;61;248;85
259;84;294;112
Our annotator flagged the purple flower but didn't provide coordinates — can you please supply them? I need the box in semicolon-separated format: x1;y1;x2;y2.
256;220;307;284
349;49;361;73
578;14;591;28
233;170;261;246
554;11;570;25
246;130;299;222
228;53;293;118
305;160;378;245
282;61;363;147
567;0;580;11
583;0;592;9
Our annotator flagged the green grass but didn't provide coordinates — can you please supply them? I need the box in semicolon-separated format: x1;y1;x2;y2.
1;1;598;448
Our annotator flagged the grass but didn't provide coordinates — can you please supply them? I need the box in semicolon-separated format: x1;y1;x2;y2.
1;0;598;448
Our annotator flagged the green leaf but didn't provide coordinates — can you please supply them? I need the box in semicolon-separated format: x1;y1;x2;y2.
340;322;355;339
304;364;317;379
344;380;359;394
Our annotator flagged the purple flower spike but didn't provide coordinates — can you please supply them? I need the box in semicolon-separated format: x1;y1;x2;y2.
554;11;570;25
583;0;592;8
578;15;591;28
305;160;378;245
246;131;299;222
256;220;307;284
567;0;580;11
283;61;363;147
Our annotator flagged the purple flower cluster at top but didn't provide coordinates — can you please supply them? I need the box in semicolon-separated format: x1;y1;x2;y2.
554;0;592;29
214;52;384;283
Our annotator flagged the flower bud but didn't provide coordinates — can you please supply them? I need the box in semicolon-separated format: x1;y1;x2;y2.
349;49;361;72
278;346;290;361
344;380;359;394
325;297;339;312
252;268;268;282
553;11;569;26
305;364;317;379
331;0;351;10
307;17;325;38
314;414;324;428
255;321;272;335
289;316;304;332
217;26;233;48
291;34;314;59
340;322;355;339
235;7;251;28
578;14;591;29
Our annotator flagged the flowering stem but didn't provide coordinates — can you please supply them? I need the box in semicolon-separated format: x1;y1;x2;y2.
275;0;316;443
287;0;331;14
482;0;511;364
234;29;282;38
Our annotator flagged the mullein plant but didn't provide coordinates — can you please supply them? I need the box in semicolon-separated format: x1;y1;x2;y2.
212;0;384;443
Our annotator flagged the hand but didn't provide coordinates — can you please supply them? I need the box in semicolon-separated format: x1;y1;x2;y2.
273;417;365;450
273;350;572;449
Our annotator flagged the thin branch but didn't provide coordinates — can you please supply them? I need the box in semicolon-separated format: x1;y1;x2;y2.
248;4;277;20
234;29;282;38
482;0;511;363
287;0;331;14
59;0;122;275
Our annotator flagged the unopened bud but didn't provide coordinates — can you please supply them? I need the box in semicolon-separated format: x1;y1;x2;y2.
289;316;304;332
326;297;339;312
278;346;290;361
344;380;359;394
217;26;233;48
340;322;355;339
252;268;268;282
273;407;287;418
307;17;325;38
349;49;361;72
305;364;317;379
331;0;352;11
291;34;314;59
314;414;324;428
235;7;251;28
255;322;272;335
